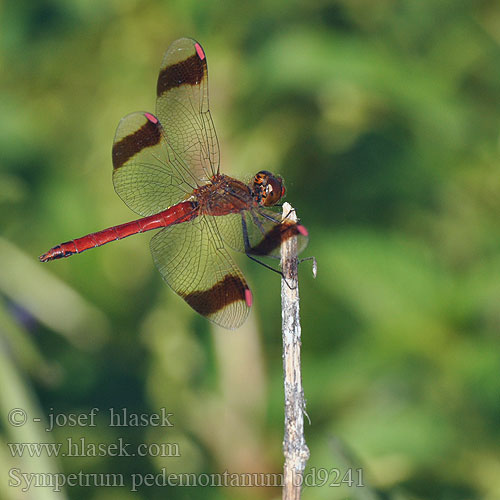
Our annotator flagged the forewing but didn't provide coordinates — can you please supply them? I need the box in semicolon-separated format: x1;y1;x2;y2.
150;215;251;329
112;112;198;216
156;38;219;182
247;209;309;257
214;209;309;258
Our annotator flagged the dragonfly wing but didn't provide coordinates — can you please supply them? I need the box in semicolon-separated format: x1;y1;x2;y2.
155;38;219;183
150;215;251;329
210;213;244;251
214;209;309;258
112;111;198;216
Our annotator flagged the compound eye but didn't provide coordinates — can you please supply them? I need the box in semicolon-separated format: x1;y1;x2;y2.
262;176;284;206
253;171;286;206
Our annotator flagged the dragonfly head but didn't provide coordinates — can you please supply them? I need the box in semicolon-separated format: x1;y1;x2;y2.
253;170;285;207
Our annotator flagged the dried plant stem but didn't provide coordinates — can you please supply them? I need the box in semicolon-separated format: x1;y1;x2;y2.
281;202;309;500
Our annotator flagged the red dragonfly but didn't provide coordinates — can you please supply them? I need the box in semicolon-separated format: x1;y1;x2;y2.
40;38;308;329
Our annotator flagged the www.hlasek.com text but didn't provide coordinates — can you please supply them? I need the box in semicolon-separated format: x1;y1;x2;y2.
8;437;180;458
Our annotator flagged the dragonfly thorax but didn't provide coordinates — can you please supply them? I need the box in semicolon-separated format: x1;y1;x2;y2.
196;174;254;216
252;171;285;207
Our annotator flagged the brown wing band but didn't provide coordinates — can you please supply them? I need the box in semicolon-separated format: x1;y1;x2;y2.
157;54;206;97
112;119;162;170
248;222;302;256
180;274;248;316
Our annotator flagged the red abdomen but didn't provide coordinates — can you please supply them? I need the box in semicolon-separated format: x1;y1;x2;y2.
39;201;196;262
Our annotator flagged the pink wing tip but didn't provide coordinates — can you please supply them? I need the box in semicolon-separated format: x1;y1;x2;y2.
144;112;158;124
297;225;308;237
245;288;253;308
195;42;205;60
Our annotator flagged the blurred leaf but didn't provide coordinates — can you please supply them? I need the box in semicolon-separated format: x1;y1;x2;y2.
0;237;109;348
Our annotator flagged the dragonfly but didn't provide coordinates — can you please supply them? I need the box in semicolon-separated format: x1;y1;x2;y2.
40;38;308;329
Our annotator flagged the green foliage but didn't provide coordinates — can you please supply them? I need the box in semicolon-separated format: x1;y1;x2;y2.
2;1;500;499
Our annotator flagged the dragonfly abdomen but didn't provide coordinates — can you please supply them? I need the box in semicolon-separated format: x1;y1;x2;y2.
39;201;197;262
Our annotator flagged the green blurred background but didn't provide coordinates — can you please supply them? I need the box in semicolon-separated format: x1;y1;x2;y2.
2;1;500;499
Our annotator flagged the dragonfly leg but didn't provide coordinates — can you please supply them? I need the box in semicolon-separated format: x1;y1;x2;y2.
241;211;300;290
299;256;317;278
245;254;295;290
272;206;302;225
241;213;295;288
246;253;282;277
282;206;296;220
